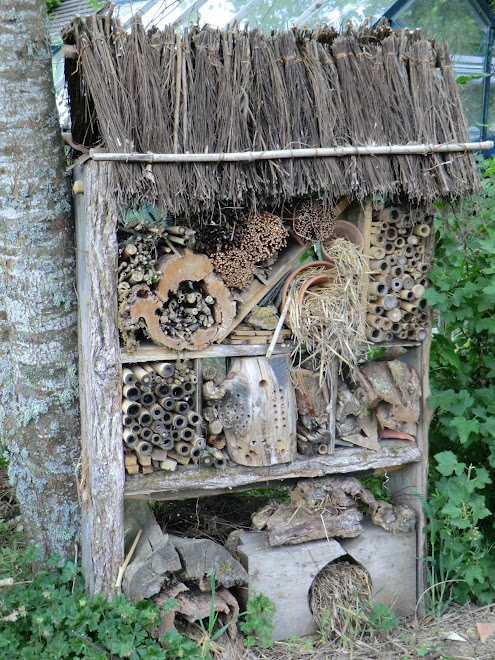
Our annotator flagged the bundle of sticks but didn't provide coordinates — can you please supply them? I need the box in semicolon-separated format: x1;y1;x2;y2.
118;223;195;301
122;360;227;474
297;415;333;456
366;205;431;342
155;281;216;339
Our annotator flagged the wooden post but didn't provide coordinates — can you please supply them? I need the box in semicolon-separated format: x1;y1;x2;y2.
74;162;125;597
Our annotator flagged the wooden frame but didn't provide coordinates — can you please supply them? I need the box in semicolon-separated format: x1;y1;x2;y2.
74;162;430;601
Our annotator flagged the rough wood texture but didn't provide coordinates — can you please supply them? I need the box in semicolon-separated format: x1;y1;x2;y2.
127;250;236;350
340;520;417;616
225;240;308;335
235;531;346;641
292;368;329;417
75;162;125;596
120;341;292;362
124;440;422;500
219;356;297;466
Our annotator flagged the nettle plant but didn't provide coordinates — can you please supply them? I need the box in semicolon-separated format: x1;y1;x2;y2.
423;158;495;606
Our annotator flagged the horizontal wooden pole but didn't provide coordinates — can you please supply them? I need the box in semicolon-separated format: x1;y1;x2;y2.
90;141;494;164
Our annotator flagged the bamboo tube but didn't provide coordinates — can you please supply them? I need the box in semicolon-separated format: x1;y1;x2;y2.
139;428;153;441
384;331;393;341
122;413;133;427
416;244;425;254
135;440;152;455
162;411;173;424
416;262;429;273
167;450;190;465
395;237;406;248
140;391;156;406
391;322;401;334
370;246;386;260
385;227;398;240
404;245;415;257
317;444;328;455
122;399;141;418
130;422;141;434
397;255;408;266
208;420;223;435
123;385;141;401
123;428;138;447
406;235;419;246
397;331;408;340
416;328;428;341
376;294;398;310
390;266;404;278
399;290;414;301
406;259;418;270
180;427;194;441
157;396;175;410
174;441;191;456
182;381;196;394
171;385;185;399
142;364;156;378
370;222;388;234
418;312;428;322
365;327;383;342
159;458;177;471
418;277;429;288
122;368;137;385
400;302;418;313
192;436;206;450
402;275;414;290
368;281;389;296
130;365;151;386
151;434;164;446
412;284;425;298
173;401;190;414
374;274;393;285
186;411;202;426
213;457;227;469
386;308;402;322
380;317;393;331
402;312;412;322
137;410;153;427
154;383;171;397
190;447;202;461
401;323;412;330
387;255;397;266
368;304;384;315
384;242;395;254
199;453;214;467
391;278;402;291
370;233;385;246
379;207;402;223
366;314;383;329
413;224;431;237
149;404;165;419
413;251;422;261
417;298;429;310
369;260;391;274
150;361;175;377
172;414;188;429
161;437;174;450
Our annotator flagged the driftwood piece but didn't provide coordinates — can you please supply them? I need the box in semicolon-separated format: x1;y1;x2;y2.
251;475;416;546
292;368;329;417
168;535;248;588
122;501;181;602
357;359;420;425
127;250;236;350
218;355;297;466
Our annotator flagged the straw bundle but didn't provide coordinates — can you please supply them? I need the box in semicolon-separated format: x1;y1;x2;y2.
288;239;368;375
309;560;372;639
63;14;481;218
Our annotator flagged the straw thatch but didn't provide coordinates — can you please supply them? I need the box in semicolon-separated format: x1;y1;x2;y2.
63;10;480;220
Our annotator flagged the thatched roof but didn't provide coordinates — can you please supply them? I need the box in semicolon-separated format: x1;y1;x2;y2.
64;11;480;219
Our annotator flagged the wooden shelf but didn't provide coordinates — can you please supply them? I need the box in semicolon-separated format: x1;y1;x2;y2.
124;440;421;500
120;341;294;362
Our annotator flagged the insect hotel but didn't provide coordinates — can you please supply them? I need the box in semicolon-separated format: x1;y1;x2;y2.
64;10;489;640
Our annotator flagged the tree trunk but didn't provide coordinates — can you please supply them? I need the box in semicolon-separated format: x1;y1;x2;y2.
0;0;80;559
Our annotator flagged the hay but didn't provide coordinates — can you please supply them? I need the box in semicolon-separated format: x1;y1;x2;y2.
309;560;373;641
288;238;367;374
62;14;480;219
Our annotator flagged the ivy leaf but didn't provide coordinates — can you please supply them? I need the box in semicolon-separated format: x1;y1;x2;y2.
435;451;466;477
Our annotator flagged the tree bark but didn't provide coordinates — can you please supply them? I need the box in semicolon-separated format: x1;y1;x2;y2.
0;0;80;558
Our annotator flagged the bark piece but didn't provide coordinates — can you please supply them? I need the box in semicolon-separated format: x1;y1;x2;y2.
292;368;330;417
168;535;248;588
368;501;416;533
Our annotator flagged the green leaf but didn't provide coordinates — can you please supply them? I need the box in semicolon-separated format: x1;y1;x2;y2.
449;417;480;444
434;451;466;476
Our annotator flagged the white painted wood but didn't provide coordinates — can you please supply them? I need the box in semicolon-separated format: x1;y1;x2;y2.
75;162;125;597
120;341;293;362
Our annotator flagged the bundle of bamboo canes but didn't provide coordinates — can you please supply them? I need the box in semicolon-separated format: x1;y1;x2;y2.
366;205;431;342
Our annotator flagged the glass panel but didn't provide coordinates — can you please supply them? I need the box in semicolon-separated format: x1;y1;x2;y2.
310;0;392;27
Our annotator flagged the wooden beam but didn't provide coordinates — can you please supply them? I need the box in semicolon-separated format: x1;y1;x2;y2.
75;162;125;597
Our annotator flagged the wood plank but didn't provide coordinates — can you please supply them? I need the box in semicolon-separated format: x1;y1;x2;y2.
121;341;293;362
75;162;125;597
224;239;309;335
124;440;421;500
